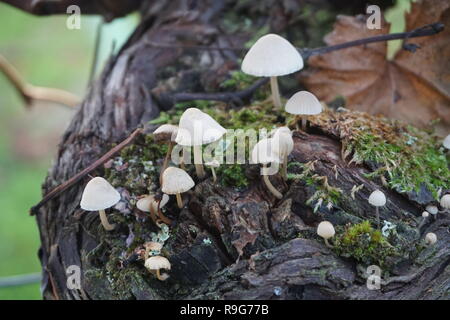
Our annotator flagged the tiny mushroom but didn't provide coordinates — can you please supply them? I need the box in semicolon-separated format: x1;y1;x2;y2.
161;167;195;208
144;256;171;281
241;34;304;108
426;205;439;215
137;194;171;224
368;190;386;229
440;194;450;211
424;232;437;246
422;211;429;218
285;91;323;130
317;221;335;248
271;127;294;180
251;138;283;199
418;211;429;229
80;177;120;231
205;159;220;183
175;108;226;178
153;124;178;183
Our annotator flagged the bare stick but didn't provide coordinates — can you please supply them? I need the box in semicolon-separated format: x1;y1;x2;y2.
0;54;80;108
30;128;143;215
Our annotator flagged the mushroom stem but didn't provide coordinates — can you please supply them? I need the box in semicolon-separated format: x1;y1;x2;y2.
160;142;174;184
270;76;281;108
157;201;172;225
324;238;333;248
301;117;307;131
262;165;283;199
98;209;115;231
176;193;183;208
211;167;217;183
193;145;205;178
282;155;288;180
156;269;165;281
375;207;380;229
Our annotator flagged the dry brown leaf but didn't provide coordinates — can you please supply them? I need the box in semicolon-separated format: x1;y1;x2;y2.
300;0;450;134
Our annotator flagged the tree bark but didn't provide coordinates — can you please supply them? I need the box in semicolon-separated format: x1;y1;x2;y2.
25;0;448;300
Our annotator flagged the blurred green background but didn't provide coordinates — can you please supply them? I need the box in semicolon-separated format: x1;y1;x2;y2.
0;3;136;299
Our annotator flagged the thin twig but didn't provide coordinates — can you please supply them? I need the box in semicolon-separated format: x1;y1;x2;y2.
154;78;268;109
0;273;41;288
30;128;143;215
0;54;80;108
301;22;444;59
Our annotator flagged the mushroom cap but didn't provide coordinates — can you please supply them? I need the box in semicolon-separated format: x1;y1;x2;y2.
175;108;226;146
368;190;386;207
271;127;294;158
251;138;281;165
136;195;154;212
161;167;195;194
80;177;120;211
153;124;178;142
440;194;450;209
443;134;450;149
285;91;323;115
144;256;171;271
426;205;438;215
317;221;335;239
425;232;437;245
422;211;429;218
241;34;304;77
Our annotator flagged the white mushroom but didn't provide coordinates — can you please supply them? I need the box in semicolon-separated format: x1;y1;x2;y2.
368;190;386;229
175;108;226;178
424;232;437;245
440;194;450;211
443;134;450;150
137;194;171;224
241;34;303;108
205;159;220;183
317;221;335;248
285;91;323;130
271;127;294;179
80;177;120;231
251;138;282;199
426;205;438;215
153;124;178;183
422;211;429;218
161;167;195;208
144;256;171;281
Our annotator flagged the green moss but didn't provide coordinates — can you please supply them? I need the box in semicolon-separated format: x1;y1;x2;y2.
333;221;398;269
314;111;450;200
347;130;449;199
215;164;249;188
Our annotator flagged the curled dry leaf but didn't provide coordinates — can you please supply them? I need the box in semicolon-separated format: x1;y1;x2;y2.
300;0;450;135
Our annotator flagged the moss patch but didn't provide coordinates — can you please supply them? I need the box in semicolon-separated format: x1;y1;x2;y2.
333;221;398;269
312;110;450;200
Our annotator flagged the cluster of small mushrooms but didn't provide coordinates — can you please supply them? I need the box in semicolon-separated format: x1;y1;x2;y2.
78;33;446;281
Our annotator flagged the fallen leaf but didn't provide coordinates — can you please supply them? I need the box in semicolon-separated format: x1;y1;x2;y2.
300;0;450;135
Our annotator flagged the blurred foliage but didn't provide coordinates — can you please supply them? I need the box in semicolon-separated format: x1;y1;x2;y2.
0;3;136;299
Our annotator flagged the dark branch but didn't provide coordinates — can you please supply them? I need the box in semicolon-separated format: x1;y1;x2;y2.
301;22;444;59
30;128;143;215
